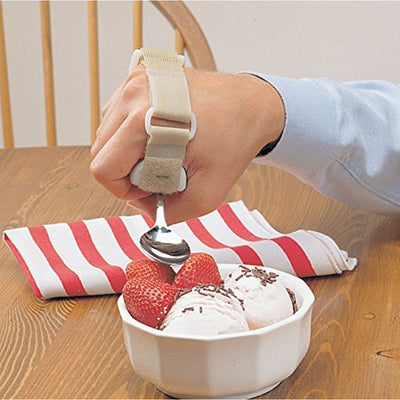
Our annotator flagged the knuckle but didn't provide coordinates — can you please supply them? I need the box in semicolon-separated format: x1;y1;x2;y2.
120;81;140;102
126;69;146;88
89;159;105;183
127;64;146;81
126;108;146;128
112;190;129;201
125;111;140;126
120;84;134;102
123;73;147;99
95;124;102;139
89;146;96;159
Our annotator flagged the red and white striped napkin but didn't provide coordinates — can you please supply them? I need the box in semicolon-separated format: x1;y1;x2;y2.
3;201;357;299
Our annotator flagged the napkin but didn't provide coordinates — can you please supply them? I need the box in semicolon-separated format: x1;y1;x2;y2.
3;201;357;299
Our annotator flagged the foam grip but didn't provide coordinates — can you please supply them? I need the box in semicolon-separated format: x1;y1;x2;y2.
130;160;187;193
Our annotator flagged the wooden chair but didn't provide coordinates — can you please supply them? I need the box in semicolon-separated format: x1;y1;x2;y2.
0;0;216;148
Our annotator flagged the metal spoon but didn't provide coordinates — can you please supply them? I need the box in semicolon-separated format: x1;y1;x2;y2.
140;193;190;265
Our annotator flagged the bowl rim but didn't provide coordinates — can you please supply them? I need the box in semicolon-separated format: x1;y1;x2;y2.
118;263;315;342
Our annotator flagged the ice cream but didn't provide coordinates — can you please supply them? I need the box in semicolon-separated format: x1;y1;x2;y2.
160;284;249;335
224;265;295;330
155;263;297;335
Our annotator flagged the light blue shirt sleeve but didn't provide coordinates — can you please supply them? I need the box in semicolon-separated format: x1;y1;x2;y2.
251;73;400;216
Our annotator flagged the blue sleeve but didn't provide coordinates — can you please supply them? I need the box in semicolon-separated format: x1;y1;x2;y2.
250;73;400;216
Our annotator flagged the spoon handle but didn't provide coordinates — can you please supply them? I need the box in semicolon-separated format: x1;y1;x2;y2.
155;193;167;228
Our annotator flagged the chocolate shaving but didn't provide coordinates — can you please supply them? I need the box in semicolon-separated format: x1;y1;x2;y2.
286;288;298;313
182;307;195;313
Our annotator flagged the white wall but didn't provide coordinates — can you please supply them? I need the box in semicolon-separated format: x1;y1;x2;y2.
1;1;400;148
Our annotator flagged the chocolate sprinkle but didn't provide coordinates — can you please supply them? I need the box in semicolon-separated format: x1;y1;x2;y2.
286;288;298;313
182;307;195;313
176;283;245;311
174;288;192;301
232;265;279;287
235;274;244;282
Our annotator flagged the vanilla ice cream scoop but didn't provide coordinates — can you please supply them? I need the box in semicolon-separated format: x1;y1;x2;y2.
160;284;249;335
224;265;295;330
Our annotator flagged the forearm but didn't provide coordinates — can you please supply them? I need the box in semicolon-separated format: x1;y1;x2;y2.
251;73;400;215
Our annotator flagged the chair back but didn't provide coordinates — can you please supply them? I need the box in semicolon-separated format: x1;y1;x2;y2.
0;0;216;148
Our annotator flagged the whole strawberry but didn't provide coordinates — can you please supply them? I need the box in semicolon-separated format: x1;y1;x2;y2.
125;258;175;284
123;277;179;328
173;253;221;289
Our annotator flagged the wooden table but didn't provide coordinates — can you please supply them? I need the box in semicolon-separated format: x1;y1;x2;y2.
1;146;399;399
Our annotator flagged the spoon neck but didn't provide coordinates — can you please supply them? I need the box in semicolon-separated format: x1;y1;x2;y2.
155;193;167;227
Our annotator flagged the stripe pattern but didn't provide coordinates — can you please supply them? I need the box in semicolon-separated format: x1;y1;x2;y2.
3;201;357;299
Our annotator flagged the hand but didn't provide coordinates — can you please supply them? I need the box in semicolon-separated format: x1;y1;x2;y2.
90;67;285;224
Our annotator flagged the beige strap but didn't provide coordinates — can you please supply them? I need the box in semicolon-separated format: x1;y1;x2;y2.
133;48;193;194
141;48;191;123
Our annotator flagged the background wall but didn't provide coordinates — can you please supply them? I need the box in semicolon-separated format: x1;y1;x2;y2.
1;1;400;148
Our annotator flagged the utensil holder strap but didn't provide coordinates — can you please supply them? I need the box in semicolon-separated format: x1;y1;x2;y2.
129;48;195;194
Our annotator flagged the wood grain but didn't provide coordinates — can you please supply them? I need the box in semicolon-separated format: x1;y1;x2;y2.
0;147;399;399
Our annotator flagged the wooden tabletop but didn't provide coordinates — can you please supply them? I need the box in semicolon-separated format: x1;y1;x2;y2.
1;146;399;399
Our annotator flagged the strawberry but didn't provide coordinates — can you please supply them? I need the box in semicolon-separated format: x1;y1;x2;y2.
125;258;175;284
173;253;221;289
123;277;179;328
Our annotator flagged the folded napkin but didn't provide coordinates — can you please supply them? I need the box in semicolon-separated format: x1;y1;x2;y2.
3;201;357;299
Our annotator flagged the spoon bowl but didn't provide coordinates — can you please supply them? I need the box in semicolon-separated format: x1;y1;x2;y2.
140;194;190;265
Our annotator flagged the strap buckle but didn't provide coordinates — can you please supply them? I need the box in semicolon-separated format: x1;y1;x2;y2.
145;106;197;140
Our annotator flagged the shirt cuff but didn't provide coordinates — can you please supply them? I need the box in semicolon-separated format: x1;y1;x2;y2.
246;73;338;183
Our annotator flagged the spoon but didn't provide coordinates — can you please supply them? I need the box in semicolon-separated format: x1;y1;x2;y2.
140;193;191;265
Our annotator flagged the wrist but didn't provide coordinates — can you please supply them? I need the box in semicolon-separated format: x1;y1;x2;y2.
239;73;285;157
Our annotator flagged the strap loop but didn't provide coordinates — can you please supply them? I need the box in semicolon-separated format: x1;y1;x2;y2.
145;107;197;140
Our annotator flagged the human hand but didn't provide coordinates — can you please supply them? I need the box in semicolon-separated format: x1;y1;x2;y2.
90;67;284;224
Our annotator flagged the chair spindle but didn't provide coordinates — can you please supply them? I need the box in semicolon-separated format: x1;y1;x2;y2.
40;0;57;146
0;0;13;148
133;1;143;50
87;0;100;143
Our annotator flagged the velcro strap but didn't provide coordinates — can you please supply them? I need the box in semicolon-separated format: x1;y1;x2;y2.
141;48;192;123
135;48;192;194
147;126;189;148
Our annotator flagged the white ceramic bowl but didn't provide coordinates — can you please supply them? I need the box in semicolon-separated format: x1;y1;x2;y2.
118;264;315;399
